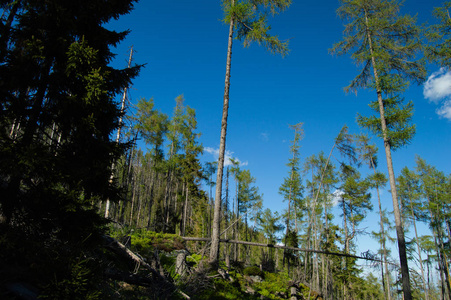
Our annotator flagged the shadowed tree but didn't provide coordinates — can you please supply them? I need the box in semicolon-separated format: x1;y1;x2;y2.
210;0;292;266
0;0;140;297
331;1;426;297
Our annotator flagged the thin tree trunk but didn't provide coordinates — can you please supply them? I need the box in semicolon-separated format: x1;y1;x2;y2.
370;159;391;300
210;0;235;266
365;10;411;299
323;194;329;299
342;197;348;300
225;167;230;269
105;47;133;218
146;166;156;229
407;190;428;300
182;183;189;236
129;176;137;226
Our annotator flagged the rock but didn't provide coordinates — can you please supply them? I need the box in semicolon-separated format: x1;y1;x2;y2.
249;275;263;283
175;250;190;276
290;286;298;296
275;291;287;298
245;286;255;295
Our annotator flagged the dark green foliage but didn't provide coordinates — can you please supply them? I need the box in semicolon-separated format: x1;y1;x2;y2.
130;230;186;253
357;95;416;150
426;2;451;67
243;266;264;277
0;0;139;297
40;259;101;300
222;0;291;56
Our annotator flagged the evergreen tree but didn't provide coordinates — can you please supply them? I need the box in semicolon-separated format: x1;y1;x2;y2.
179;106;203;236
397;166;429;299
427;1;451;67
331;1;426;297
416;157;451;298
210;0;291;265
133;97;169;228
279;123;304;247
356;133;392;299
0;0;139;297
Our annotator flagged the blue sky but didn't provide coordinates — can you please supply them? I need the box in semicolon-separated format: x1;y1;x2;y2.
107;0;451;261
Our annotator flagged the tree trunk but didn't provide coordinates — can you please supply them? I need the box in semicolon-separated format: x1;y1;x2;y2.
407;190;428;300
365;10;412;299
342;198;348;300
370;160;391;300
224;167;230;269
210;0;235;266
105;47;133;218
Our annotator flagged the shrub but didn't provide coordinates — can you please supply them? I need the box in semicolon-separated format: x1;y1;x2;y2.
243;266;263;277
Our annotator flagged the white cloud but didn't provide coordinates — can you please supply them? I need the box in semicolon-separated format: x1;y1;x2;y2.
204;147;248;167
437;100;451;120
424;68;451;104
423;68;451;121
330;189;344;207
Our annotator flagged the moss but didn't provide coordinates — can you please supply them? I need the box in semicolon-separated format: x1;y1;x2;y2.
193;278;258;300
243;266;263;277
253;272;291;300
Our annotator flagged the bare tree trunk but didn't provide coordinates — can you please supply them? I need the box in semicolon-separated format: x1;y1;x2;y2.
224;167;230;269
407;191;428;300
370;160;391;300
210;0;235;266
323;188;329;299
129;175;137;226
342;198;348;300
146;166;156;229
182;183;188;236
105;47;133;219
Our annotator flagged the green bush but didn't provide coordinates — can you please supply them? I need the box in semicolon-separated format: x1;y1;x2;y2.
243;266;263;277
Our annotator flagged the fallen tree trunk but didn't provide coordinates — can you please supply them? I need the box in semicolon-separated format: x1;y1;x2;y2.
103;235;161;277
182;237;395;266
102;235;190;299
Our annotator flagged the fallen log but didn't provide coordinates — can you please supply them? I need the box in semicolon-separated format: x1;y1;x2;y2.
181;237;395;266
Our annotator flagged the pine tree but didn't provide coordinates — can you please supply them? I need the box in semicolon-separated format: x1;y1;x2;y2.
356;133;392;299
338;164;372;299
427;1;451;67
397;166;429;300
279;123;304;251
0;0;140;296
331;1;426;298
416;157;451;298
210;0;291;265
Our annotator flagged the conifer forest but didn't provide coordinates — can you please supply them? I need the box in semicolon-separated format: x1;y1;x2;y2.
2;0;451;299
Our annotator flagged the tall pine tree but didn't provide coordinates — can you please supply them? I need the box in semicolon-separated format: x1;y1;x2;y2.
331;1;426;297
210;0;291;265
